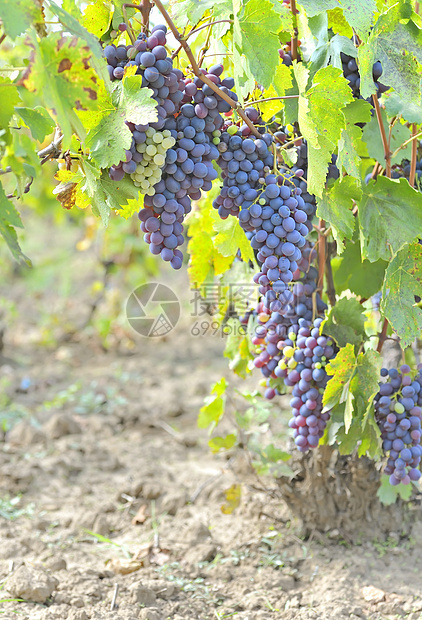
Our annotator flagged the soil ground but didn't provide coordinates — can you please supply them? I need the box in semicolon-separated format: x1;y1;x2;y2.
1;233;422;620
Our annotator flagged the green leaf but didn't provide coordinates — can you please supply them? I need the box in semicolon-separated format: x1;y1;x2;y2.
338;0;376;39
198;377;228;429
377;474;413;506
212;214;255;263
303;66;354;197
15;106;55;142
383;91;422;125
0;183;29;264
327;8;353;38
297;0;337;17
323;343;356;411
0;0;43;38
332;239;388;299
261;443;291;463
337;99;372;179
358;177;422;262
224;319;253;378
46;0;111;90
23;33;101;146
170;0;231;27
381;242;422;348
208;433;237;454
233;0;290;90
83;0;112;38
359;16;422;104
361;107;412;166
256;64;293;121
86;78;157;168
0;78;21;128
322;296;367;348
311;34;357;73
316;177;361;253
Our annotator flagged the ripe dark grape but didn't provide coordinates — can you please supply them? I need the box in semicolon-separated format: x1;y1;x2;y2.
375;364;422;485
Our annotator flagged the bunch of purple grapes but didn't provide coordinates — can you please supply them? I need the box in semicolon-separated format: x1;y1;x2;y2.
375;365;422;485
341;53;388;98
135;63;237;267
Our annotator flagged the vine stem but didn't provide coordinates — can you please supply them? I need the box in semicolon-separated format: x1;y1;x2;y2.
324;242;336;307
290;0;298;61
153;0;262;138
372;92;391;178
0;33;6;46
246;95;300;105
409;123;418;188
376;318;389;353
317;218;326;294
391;129;422;159
185;20;233;39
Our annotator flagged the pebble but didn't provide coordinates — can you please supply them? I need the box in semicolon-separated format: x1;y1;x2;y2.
130;583;157;606
7;564;58;603
183;543;217;565
45;557;67;572
139;610;162;620
44;413;81;439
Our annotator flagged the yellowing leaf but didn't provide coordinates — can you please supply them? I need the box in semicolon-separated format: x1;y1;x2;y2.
212;214;254;263
221;484;241;515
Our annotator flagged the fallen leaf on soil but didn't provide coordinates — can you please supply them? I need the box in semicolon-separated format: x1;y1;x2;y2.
107;558;144;575
221;484;241;514
362;585;386;604
131;503;148;525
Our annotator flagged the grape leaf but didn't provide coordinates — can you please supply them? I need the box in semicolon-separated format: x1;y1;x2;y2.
332;239;388;299
337;99;372;179
383;91;422;125
322;296;367;348
311;33;357;74
23;33;101;146
224;319;253;378
208;433;237;453
324;343;356;412
359;14;422;104
358;177;422;262
302;66;354;197
377;474;413;505
15;106;55;142
361;107;412;166
198;377;227;429
46;0;111;90
339;0;376;39
327;8;353;38
212;214;255;264
169;0;231;27
187;188;234;287
85;77;157;168
256;64;293;121
0;0;43;38
381;242;422;348
297;0;337;17
0;183;29;264
316;177;361;253
83;0;112;38
233;0;289;90
0;78;21;128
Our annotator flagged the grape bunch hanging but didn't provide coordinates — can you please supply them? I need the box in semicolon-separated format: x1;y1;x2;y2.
101;19;421;487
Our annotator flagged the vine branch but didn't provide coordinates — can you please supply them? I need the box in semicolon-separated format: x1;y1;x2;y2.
153;0;262;138
290;0;298;61
185;20;233;39
317;218;326;295
409;123;418;188
376;318;389;353
372;92;391;178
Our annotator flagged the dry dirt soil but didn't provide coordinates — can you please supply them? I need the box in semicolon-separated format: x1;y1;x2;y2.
1;268;422;620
